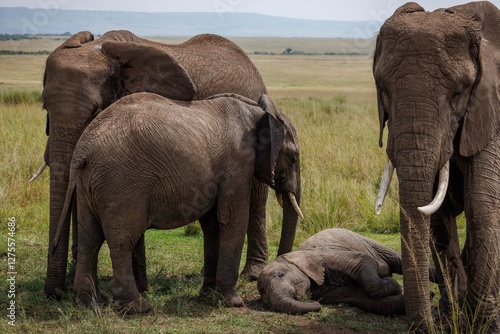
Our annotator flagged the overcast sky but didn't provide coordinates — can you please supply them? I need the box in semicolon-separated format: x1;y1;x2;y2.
1;0;499;21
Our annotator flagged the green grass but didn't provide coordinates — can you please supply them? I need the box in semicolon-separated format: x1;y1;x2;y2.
0;37;468;333
0;90;42;104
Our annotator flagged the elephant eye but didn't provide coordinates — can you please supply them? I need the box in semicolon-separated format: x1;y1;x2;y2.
453;84;464;97
291;152;298;165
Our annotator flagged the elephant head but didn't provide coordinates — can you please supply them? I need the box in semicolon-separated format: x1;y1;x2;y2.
257;252;321;314
255;95;302;255
373;2;500;331
42;30;268;297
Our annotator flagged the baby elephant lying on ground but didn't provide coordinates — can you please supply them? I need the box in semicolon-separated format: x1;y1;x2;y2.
258;228;422;315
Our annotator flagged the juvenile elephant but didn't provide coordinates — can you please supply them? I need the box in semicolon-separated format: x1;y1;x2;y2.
257;228;410;315
52;92;302;313
42;30;273;298
373;2;500;332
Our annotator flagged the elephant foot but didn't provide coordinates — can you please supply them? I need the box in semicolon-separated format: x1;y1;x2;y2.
379;277;402;297
44;285;65;300
221;290;245;308
76;290;109;308
117;296;151;315
198;284;220;305
240;261;266;281
199;286;244;307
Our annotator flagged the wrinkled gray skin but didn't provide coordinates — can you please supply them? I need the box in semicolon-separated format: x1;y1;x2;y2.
258;228;411;315
374;2;500;332
52;92;301;314
42;30;280;298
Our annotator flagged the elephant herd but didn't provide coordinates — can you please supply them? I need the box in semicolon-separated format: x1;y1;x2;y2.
35;2;500;333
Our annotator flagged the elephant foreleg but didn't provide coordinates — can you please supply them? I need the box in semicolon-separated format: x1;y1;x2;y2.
463;139;500;331
241;179;269;280
132;233;148;293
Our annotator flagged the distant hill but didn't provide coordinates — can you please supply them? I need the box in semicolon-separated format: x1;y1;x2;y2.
0;7;381;38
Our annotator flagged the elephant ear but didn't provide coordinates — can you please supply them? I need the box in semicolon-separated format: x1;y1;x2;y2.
58;31;94;49
448;2;500;156
101;41;196;101
255;94;285;187
282;251;325;285
373;30;387;148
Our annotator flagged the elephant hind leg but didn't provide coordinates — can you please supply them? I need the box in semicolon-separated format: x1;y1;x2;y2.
332;288;406;316
74;207;107;307
366;294;406;316
108;242;150;314
199;208;219;297
132;233;148;293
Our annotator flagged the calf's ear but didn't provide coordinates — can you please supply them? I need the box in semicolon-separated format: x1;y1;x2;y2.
282;251;325;285
254;95;285;186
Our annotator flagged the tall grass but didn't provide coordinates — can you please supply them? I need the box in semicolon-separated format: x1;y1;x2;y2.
0;90;42;104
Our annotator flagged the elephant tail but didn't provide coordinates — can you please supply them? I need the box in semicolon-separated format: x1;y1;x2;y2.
50;161;79;255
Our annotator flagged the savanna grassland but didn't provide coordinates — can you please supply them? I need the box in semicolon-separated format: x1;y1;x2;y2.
0;35;429;333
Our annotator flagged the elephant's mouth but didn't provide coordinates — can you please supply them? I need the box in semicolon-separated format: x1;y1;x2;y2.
276;192;304;220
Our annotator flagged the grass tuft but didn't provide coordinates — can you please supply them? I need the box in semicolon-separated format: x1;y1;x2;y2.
0;90;42;104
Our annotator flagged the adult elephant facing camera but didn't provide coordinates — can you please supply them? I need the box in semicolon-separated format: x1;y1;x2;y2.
42;30;277;298
52;93;302;313
374;2;500;333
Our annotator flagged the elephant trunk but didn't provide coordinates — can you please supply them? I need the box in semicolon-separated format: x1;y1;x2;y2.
396;166;436;331
44;139;75;298
277;191;301;256
268;290;321;314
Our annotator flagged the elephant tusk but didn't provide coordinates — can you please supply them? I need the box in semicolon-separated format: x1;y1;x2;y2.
418;161;450;216
29;161;47;183
288;192;304;220
375;159;395;215
276;193;284;208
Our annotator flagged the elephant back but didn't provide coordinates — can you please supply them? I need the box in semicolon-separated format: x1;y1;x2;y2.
298;228;399;264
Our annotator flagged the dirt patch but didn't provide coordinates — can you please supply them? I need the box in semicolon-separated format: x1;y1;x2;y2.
299;322;384;334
